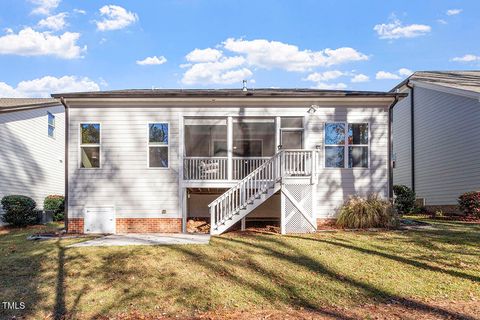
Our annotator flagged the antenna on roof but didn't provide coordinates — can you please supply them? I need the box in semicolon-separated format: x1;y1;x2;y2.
242;80;247;92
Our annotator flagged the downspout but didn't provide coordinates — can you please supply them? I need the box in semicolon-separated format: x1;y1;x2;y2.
388;96;400;199
59;97;69;232
406;82;415;192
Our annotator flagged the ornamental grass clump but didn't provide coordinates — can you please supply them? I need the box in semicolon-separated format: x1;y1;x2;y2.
336;194;399;229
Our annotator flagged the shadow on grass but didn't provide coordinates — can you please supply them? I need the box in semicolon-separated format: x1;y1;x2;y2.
220;234;477;320
287;235;480;284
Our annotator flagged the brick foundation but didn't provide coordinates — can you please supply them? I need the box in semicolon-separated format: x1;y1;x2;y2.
317;218;337;228
67;218;84;233
116;218;182;233
67;217;182;233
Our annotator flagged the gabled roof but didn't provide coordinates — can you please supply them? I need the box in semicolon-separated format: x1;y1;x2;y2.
52;88;403;99
0;98;60;113
392;71;480;94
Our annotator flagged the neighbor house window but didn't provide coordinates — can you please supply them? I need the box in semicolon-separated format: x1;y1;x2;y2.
80;123;100;168
148;123;169;168
325;122;368;168
47;112;55;138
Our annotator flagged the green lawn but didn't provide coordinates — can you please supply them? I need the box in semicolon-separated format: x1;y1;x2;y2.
0;219;479;319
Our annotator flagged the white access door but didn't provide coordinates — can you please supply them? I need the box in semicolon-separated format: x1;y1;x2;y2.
84;206;115;234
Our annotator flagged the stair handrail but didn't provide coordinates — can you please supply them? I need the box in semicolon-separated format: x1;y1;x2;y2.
208;150;282;209
208;149;318;233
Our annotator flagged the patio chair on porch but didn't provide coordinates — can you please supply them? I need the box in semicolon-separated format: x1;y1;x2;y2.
199;161;220;179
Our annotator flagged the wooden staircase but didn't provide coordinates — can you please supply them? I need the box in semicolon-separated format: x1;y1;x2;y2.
209;150;317;235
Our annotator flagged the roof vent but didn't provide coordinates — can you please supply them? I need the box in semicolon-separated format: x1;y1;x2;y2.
242;80;247;92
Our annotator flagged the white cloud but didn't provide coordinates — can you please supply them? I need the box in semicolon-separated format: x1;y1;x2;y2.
73;8;86;15
223;38;368;71
303;70;349;89
0;75;100;98
182;56;252;85
96;5;138;31
30;0;61;15
0;27;84;59
186;48;223;63
136;55;167;65
446;9;462;16
313;82;347;90
182;38;368;85
351;74;369;83
374;18;431;39
398;68;413;77
437;19;447;25
37;12;68;31
304;70;344;82
451;54;480;63
376;71;401;80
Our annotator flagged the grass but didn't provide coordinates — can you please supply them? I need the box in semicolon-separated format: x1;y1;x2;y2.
0;218;479;319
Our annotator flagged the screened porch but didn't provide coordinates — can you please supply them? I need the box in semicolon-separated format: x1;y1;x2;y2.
183;117;304;181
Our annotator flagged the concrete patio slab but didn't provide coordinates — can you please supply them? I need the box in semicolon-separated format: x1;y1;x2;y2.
68;233;210;247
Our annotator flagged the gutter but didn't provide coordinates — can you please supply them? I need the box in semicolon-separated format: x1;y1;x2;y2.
59;97;69;232
405;82;415;192
388;96;400;199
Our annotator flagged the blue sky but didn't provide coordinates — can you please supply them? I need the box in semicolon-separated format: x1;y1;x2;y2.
0;0;479;97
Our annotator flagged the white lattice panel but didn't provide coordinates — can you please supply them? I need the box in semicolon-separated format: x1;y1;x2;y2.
282;184;316;234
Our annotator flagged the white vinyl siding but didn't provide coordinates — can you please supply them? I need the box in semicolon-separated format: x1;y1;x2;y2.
0;105;65;215
306;107;389;218
68;105;390;221
392;90;412;188
413;86;480;205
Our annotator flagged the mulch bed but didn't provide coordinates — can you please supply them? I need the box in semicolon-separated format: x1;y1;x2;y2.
414;214;480;224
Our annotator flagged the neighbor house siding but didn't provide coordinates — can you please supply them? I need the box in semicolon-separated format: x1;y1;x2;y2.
413;86;480;205
68;103;390;229
392;90;412;188
0;105;65;214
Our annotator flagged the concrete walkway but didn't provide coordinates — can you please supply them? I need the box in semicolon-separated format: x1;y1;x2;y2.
68;233;210;247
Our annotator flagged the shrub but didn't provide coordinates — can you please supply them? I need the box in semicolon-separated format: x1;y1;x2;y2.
393;185;416;214
336;194;399;229
458;191;480;217
1;195;38;226
44;195;65;221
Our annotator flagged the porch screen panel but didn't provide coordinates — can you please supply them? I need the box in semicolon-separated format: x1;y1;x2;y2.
232;118;275;157
184;118;227;157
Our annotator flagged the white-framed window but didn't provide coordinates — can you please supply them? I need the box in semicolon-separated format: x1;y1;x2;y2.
47;112;55;138
148;123;169;168
324;122;369;168
80;123;101;168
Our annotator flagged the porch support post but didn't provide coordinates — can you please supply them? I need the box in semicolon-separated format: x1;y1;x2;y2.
275;116;281;151
227;116;233;180
241;217;246;231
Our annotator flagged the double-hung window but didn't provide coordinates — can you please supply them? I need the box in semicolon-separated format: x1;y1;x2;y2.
47;112;55;138
325;122;368;168
148;123;169;168
80;123;101;168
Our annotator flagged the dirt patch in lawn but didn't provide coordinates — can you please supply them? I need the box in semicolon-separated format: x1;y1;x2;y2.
93;299;480;319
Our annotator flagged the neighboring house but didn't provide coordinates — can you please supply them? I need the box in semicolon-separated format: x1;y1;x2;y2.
0;99;65;221
392;71;480;212
52;88;405;235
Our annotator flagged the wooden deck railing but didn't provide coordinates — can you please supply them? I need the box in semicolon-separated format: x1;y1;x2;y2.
183;157;228;180
208;150;318;233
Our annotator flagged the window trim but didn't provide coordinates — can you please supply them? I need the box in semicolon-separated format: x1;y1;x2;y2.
79;122;102;169
147;122;170;169
47;111;55;139
324;122;370;169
